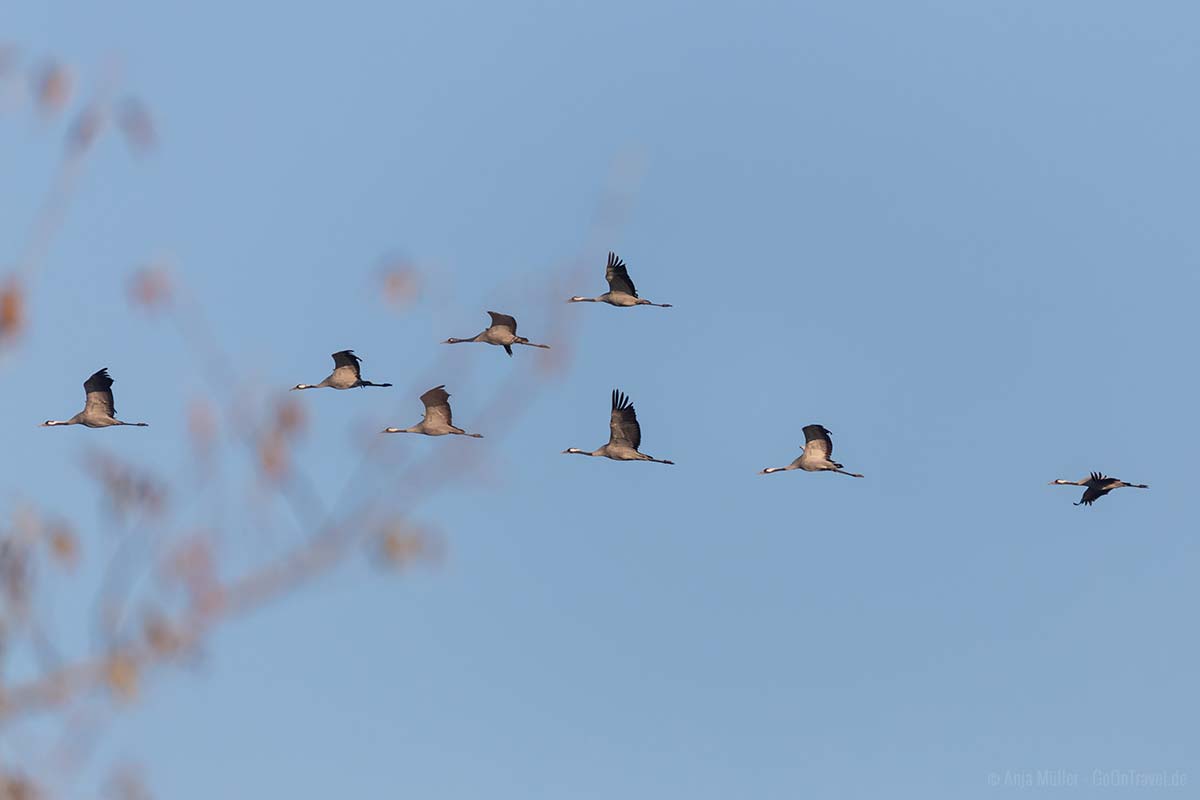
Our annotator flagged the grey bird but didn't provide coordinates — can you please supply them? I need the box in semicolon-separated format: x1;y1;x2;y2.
442;311;551;356
41;368;149;428
568;252;672;308
382;385;483;438
760;424;864;477
291;350;392;390
1049;472;1148;506
562;389;674;465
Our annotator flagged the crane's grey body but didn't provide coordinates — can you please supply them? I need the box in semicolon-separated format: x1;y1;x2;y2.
42;368;149;428
383;385;483;438
443;311;550;356
292;350;392;390
569;252;672;308
562;389;674;465
1049;472;1148;506
760;424;863;477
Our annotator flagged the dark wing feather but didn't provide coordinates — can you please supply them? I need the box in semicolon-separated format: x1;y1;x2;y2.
487;311;517;333
604;252;638;297
801;424;833;459
83;368;116;417
609;389;641;450
331;350;363;379
419;385;453;426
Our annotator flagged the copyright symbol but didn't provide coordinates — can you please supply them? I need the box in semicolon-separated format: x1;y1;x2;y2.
987;773;1001;787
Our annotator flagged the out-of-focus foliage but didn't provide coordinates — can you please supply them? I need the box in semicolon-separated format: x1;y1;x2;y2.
0;41;632;799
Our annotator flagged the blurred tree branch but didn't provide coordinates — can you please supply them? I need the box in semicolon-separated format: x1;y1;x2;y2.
0;41;642;797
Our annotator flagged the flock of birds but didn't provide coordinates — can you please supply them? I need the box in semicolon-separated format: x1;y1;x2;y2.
38;253;1148;507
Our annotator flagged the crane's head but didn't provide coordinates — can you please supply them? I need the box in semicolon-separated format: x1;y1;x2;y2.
40;420;60;427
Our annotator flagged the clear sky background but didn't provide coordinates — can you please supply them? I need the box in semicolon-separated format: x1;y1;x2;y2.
4;1;1199;797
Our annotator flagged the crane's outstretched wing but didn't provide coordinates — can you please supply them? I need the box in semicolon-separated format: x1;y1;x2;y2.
487;311;517;334
609;389;642;450
801;424;834;460
1076;473;1115;505
83;368;116;417
604;252;638;297
420;384;453;427
331;350;363;380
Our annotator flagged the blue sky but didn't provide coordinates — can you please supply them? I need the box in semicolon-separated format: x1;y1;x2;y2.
3;1;1199;796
